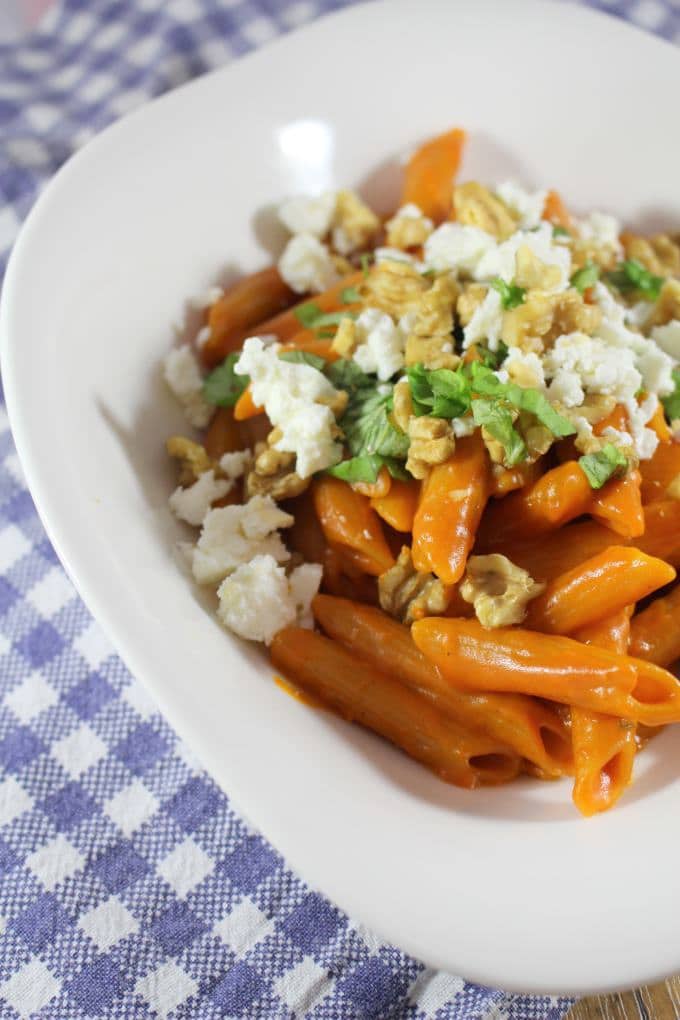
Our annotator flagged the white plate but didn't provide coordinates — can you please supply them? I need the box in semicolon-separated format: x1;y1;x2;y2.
2;0;680;995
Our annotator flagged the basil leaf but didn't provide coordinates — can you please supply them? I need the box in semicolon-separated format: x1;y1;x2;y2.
570;260;599;294
202;353;248;408
475;342;509;370
360;252;373;278
342;390;409;460
662;368;680;422
579;443;628;489
470;364;575;438
325;358;373;394
553;226;570;238
313;311;357;328
471;398;527;467
294;301;323;327
328;453;410;483
407;363;471;419
490;277;526;310
279;351;326;370
606;259;664;301
341;286;361;303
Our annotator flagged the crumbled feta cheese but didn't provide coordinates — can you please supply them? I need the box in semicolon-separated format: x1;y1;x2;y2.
577;211;622;255
462;287;503;351
374;247;426;271
216;555;322;644
235;337;342;477
278;191;337;238
352;307;406;381
393;202;429;220
601;426;634;449
624;393;659;461
594;282;675;396
625;301;653;329
169;470;232;527
196;325;211;349
189;286;224;310
652;320;680;361
503;346;545;389
278;234;340;294
570;414;595;451
163;346;213;429
636;343;675;396
543;332;641;408
452;416;477;438
192;495;292;585
384;203;434;249
496;181;547;230
219;450;252;479
475;222;571;289
424;223;497;275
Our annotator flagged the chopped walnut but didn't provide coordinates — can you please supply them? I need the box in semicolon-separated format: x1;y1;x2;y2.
318;389;349;418
331;190;380;255
647;279;680;327
404;334;460;370
379;547;451;624
622;233;680;279
166;436;213;486
514;245;562;291
245;428;309;500
331;316;358;357
392;379;414;433
453;182;517;240
411;274;459;337
501;289;601;350
406;416;456;479
460;554;545;629
456;283;488;327
517;412;554;462
385;206;434;249
362;259;429;319
571;239;619;273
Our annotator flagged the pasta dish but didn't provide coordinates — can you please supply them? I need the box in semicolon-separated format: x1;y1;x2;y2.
162;128;680;816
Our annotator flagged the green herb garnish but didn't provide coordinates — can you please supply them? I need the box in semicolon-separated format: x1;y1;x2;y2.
578;444;628;489
553;226;570;239
570;260;600;294
360;252;373;279
294;302;357;330
278;351;326;370
606;259;664;301
341;286;362;304
471;398;526;467
407;363;471;419
662;368;680;423
490;277;527;310
328;453;409;483
470;364;576;438
341;388;409;461
202;353;248;407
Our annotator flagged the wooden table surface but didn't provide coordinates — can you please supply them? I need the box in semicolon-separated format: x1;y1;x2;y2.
569;979;680;1020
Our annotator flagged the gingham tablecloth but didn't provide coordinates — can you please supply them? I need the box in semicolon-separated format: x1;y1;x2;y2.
0;2;679;1017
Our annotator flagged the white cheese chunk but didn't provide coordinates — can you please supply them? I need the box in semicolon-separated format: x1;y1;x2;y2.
543;332;642;408
278;191;337;238
278;234;340;294
235;337;342;478
624;394;660;461
594;283;675;396
192;495;293;585
452;416;477;438
475;222;571;289
424;223;497;275
216;555;322;644
169;470;233;527
374;247;426;271
577;211;622;255
462;288;503;351
503;346;546;389
163;346;213;429
352;308;406;381
652;320;680;361
496;181;547;230
219;450;252;479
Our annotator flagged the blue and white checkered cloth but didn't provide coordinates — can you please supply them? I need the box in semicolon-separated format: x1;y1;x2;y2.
0;1;679;1017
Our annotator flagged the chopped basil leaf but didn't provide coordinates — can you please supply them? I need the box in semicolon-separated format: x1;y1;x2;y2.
606;259;664;301
325;358;373;394
294;301;323;328
471;398;527;467
662;368;680;422
341;389;409;461
278;351;326;370
552;225;570;238
490;277;527;310
570;260;600;294
313;310;357;328
578;443;628;489
341;286;362;304
421;267;437;279
202;353;248;408
407;363;471;419
360;252;373;278
328;453;409;483
470;364;575;438
475;342;509;370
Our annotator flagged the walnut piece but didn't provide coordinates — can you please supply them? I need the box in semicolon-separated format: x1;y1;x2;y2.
379;547;451;624
331;190;380;255
622;233;680;279
245;429;309;500
411;274;459;337
362;259;429;319
456;283;487;326
514;245;562;291
385;207;433;249
392;379;414;433
647;279;680;327
460;554;545;628
453;182;517;240
406;416;456;479
166;436;213;486
404;334;459;370
501;289;601;351
331;316;358;357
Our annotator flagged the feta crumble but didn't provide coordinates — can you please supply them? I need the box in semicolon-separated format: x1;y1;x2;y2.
216;556;322;644
652;320;680;361
475;222;571;288
278;191;337;238
219;450;252;479
496;181;547;230
235;337;342;478
352;307;406;381
462;287;503;351
374;247;426;271
543;332;642;409
169;471;233;527
576;211;622;255
163;346;212;429
503;347;546;389
278;234;340;294
192;495;293;585
424;223;497;275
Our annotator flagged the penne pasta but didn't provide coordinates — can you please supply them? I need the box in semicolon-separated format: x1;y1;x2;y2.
370;479;420;532
202;266;296;367
313;477;395;576
629;583;680;668
402;127;466;222
271;626;521;788
590;469;644;539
